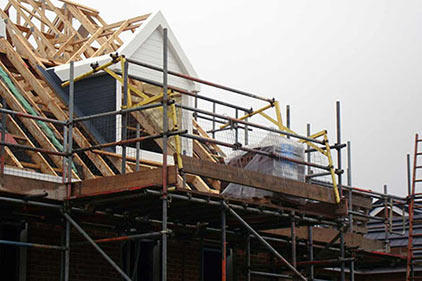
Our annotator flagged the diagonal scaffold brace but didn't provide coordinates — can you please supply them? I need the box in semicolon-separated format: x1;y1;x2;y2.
62;212;133;281
222;201;307;281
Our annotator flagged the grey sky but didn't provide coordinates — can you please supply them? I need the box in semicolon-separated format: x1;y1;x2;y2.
10;0;422;196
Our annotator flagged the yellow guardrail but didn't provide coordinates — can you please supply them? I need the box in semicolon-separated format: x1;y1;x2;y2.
62;55;340;203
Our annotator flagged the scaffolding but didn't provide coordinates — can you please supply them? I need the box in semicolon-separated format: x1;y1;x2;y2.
0;1;413;281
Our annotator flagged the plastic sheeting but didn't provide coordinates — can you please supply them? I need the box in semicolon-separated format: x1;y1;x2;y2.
222;133;305;199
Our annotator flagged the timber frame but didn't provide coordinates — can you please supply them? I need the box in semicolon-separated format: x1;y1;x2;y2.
0;1;410;281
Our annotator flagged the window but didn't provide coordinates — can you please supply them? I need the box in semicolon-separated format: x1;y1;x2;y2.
202;247;233;281
0;224;22;281
121;240;159;281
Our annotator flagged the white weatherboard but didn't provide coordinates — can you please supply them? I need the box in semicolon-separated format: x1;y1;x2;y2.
52;11;198;162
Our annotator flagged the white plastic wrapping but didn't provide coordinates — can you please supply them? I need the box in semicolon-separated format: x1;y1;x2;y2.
222;133;305;199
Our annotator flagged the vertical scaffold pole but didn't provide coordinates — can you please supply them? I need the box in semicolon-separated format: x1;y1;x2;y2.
384;184;390;252
62;127;68;184
235;109;239;145
347;141;352;187
347;140;355;280
64;61;74;281
336;101;345;281
308;226;314;279
0;97;6;175
200;236;204;281
67;61;74;195
63;213;131;281
161;27;169;281
135;123;140;171
194;95;198;121
121;59;129;174
221;204;227;281
306;123;311;176
64;219;70;281
244;111;249;146
246;235;251;281
212;102;216;139
350;255;355;281
336;101;343;194
286;105;290;139
347;141;353;232
291;211;296;267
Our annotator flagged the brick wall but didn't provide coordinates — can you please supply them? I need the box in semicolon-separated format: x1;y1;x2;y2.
27;223;376;281
26;223;121;281
168;240;201;281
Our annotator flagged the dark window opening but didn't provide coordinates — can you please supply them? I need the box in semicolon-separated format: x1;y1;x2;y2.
122;240;158;281
0;224;21;281
202;247;233;281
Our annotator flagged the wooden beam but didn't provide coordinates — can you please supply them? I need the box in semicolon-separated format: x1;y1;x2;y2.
265;226;384;252
43;0;95;57
0;38;123;178
71;23;142;45
91;14;121;49
193;139;218;162
91;20;129;57
58;0;99;15
181;155;337;204
4;147;24;168
66;26;103;62
343;189;372;209
9;0;56;57
193;119;225;157
0;10;45;67
0;77;70;176
0;42;56;67
101;14;150;31
2;109;57;175
53;32;77;59
16;0;61;34
92;149;162;168
0;57;88;179
185;174;215;193
0;173;66;200
72;166;177;198
65;4;111;53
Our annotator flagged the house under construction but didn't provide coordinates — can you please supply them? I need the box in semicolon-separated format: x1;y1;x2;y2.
0;1;418;281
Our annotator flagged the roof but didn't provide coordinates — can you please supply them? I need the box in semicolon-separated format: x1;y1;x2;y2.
0;0;210;186
51;11;200;92
366;215;413;248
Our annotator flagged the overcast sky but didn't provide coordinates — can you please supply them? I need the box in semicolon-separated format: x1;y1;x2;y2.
9;0;422;196
80;0;422;196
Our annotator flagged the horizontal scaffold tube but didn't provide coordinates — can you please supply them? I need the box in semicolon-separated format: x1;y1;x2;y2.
72;231;166;246
72;130;186;153
175;103;326;145
144;189;338;226
126;58;273;103
114;71;252;113
0;107;66;125
0;141;67;156
72;102;162;123
0;239;65;250
182;133;330;171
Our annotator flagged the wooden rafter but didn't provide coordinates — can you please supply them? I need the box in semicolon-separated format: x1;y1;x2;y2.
0;0;223;187
3;0;147;64
0;38;124;178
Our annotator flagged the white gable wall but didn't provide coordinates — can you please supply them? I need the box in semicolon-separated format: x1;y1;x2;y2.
128;28;193;91
51;10;197;161
113;12;196;158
